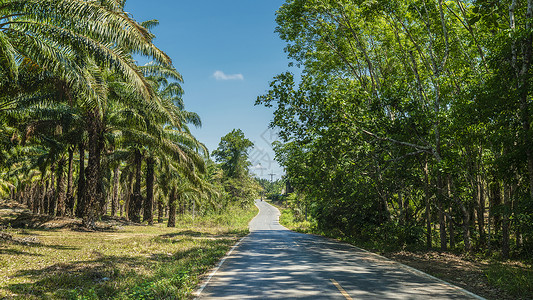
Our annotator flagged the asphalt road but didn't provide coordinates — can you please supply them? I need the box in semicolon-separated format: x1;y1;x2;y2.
197;199;483;299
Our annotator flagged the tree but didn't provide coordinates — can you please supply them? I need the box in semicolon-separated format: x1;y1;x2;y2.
258;0;533;256
212;129;259;206
212;129;254;179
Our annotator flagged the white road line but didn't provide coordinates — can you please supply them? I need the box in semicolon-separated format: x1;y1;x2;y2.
194;200;262;298
193;235;247;298
330;278;353;300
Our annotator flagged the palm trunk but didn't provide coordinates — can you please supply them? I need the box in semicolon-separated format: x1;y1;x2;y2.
76;143;86;218
167;187;177;227
55;157;66;217
157;197;164;223
42;180;48;214
125;170;133;219
66;146;75;216
83;111;104;229
32;183;40;214
48;164;56;216
129;149;143;223
111;165;119;217
143;157;155;225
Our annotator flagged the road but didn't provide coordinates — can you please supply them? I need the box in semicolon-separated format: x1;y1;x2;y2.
197;199;483;299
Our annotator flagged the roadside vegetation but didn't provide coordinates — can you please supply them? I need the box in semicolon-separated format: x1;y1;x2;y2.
257;1;533;299
0;201;257;299
272;196;532;300
0;1;262;298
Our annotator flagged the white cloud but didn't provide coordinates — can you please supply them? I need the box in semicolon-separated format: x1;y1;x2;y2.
213;70;244;81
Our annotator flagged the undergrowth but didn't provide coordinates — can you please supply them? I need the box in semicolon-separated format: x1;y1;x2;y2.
0;204;257;299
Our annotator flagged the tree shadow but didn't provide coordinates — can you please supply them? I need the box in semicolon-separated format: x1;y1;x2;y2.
0;248;43;256
159;230;234;239
3;242;227;299
199;230;478;299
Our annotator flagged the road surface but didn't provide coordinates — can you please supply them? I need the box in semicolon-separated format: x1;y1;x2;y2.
197;199;483;299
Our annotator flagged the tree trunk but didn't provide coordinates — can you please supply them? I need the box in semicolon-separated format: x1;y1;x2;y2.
76;143;86;218
120;189;125;217
476;175;486;248
167;188;177;227
143;157;155;225
502;182;510;259
129;149;143;223
446;176;454;249
125;171;133;219
519;0;533;202
424;159;432;249
66;146;75;216
48;164;56;216
83;111;104;229
448;212;455;249
437;176;447;251
157;196;164;223
111;165;119;217
491;182;502;234
461;202;472;252
32;183;40;214
55;157;66;217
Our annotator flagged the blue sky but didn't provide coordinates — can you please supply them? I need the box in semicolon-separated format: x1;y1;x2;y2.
124;0;294;180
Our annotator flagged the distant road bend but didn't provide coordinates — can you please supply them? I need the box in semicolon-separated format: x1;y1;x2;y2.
197;200;484;299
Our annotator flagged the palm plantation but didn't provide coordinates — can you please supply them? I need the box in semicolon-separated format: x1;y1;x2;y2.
0;1;256;227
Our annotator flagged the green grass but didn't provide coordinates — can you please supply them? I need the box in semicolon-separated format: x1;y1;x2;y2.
0;205;257;299
267;200;314;233
278;208;314;233
485;262;533;297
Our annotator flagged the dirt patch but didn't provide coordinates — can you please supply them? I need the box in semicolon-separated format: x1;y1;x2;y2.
383;251;527;300
0;200;134;231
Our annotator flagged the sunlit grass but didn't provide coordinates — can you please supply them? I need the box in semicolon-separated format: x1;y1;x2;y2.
0;205;258;299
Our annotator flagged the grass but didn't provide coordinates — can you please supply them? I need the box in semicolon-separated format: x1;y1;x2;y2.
0;205;258;299
278;207;314;233
485;262;533;297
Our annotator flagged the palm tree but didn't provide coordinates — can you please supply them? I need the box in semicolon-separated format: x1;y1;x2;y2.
1;0;175;228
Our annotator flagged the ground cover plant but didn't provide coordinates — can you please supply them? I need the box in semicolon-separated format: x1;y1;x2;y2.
0;202;257;299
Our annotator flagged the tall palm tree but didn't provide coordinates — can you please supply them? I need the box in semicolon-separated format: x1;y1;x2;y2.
1;0;174;228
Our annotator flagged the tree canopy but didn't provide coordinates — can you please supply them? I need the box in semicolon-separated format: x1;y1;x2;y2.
258;0;533;258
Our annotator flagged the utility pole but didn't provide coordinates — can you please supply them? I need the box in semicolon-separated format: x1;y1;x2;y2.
268;173;276;182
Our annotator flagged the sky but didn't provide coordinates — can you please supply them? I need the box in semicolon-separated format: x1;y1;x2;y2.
124;0;294;181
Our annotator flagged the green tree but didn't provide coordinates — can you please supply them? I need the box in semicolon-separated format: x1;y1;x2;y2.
213;129;259;206
212;129;254;179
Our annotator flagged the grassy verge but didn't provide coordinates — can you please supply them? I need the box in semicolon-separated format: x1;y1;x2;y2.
485;262;533;297
0;205;257;299
269;200;314;234
272;200;532;300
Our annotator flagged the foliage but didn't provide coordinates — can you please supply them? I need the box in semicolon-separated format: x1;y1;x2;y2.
212;129;261;206
485;263;533;297
0;204;258;299
212;129;254;179
257;0;533;259
256;178;283;199
0;1;222;230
